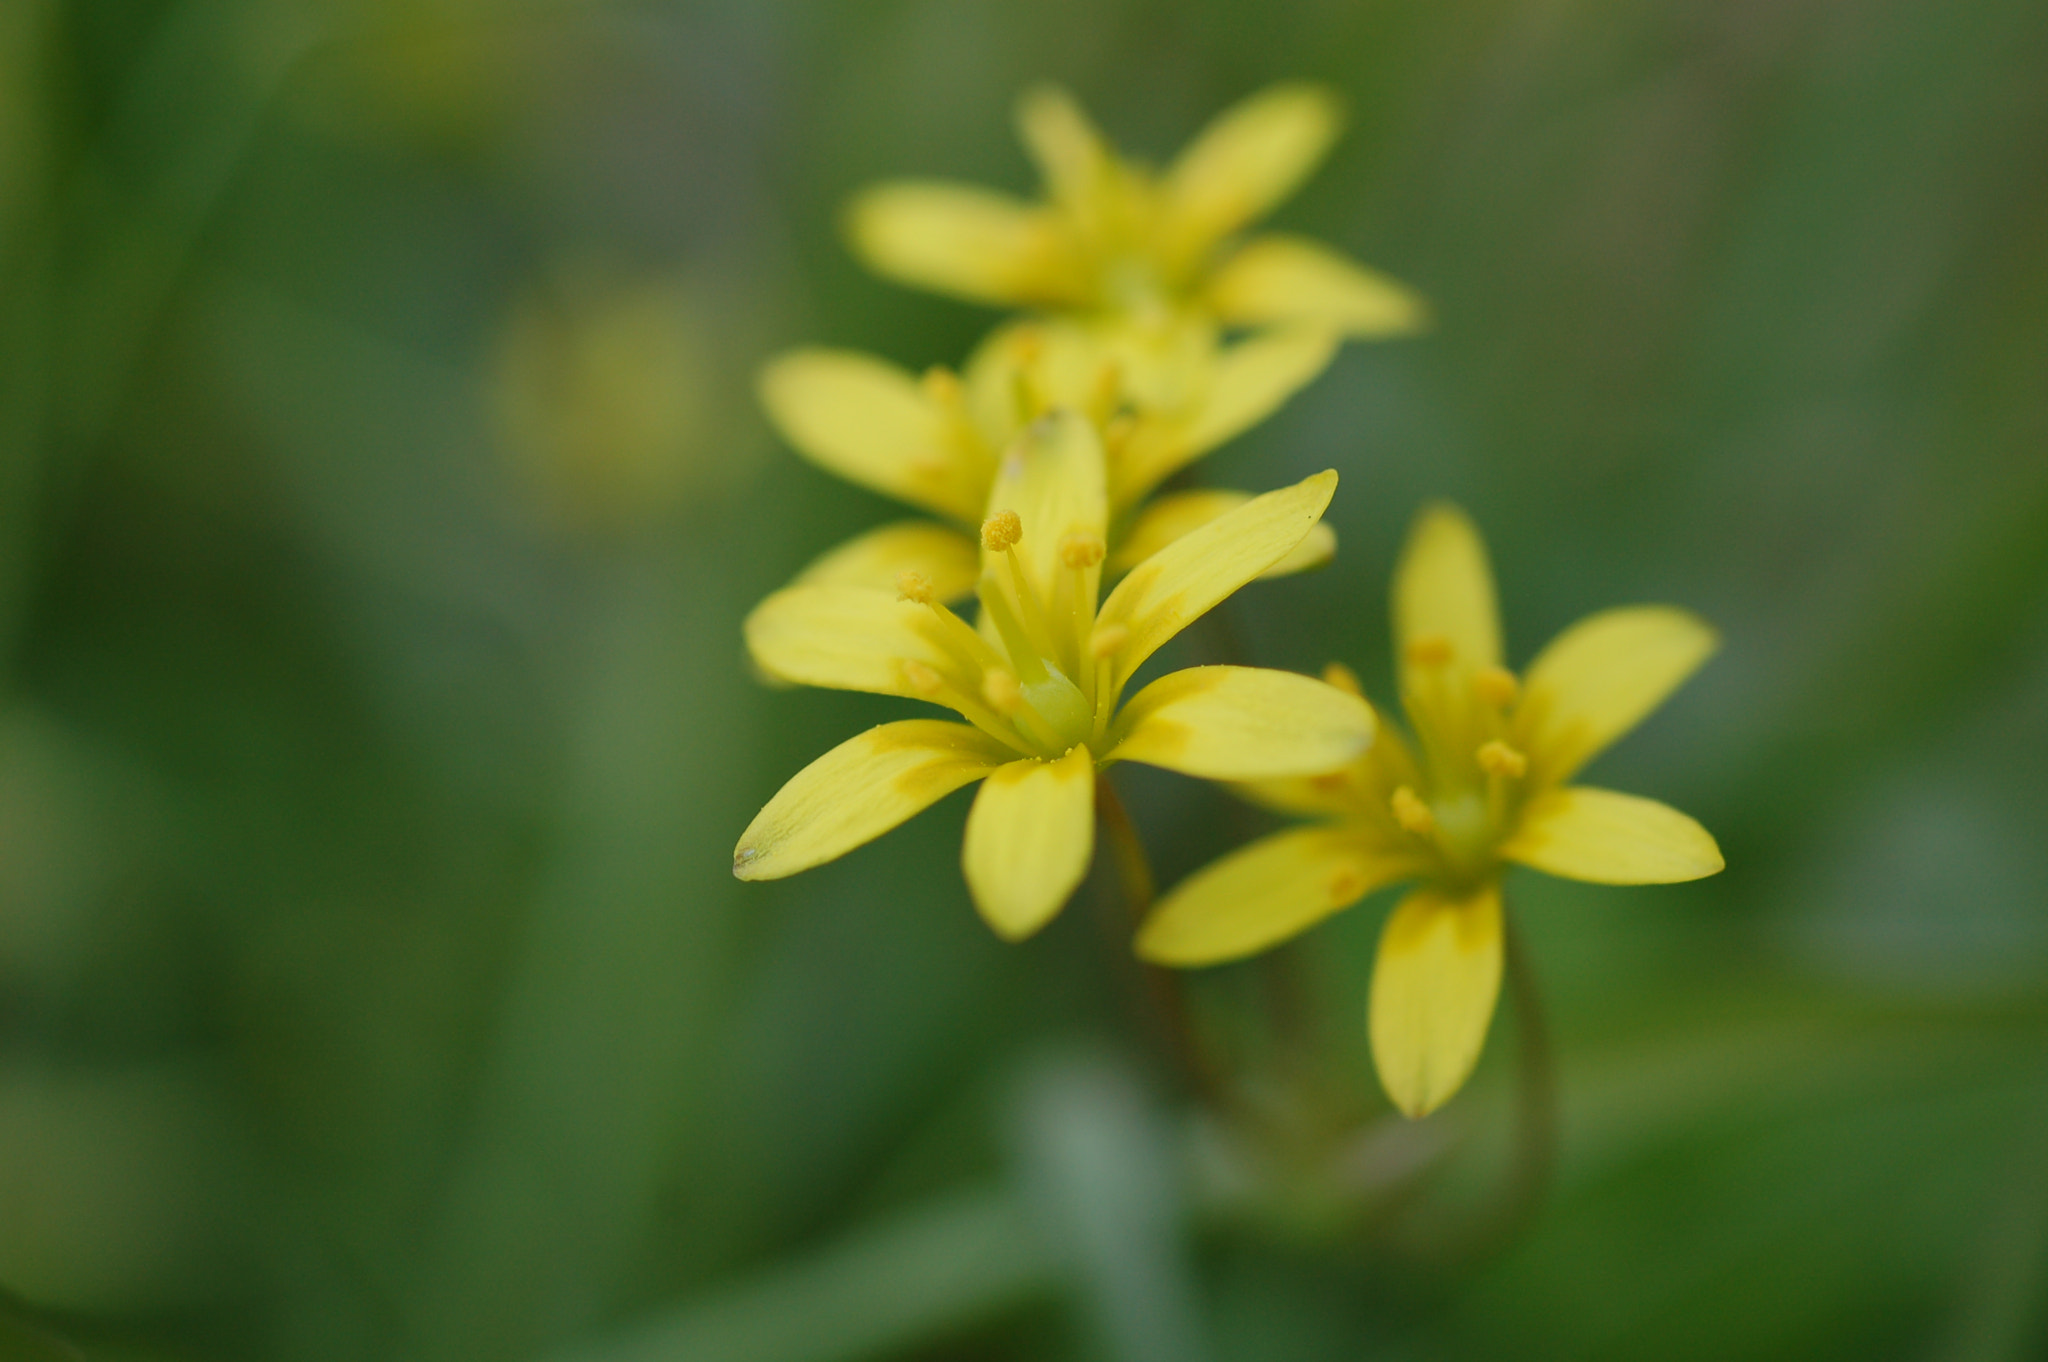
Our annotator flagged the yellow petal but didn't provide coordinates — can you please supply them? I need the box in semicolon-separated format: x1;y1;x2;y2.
1160;82;1343;267
1107;665;1374;779
758;349;988;522
1207;234;1427;337
1393;501;1501;696
985;408;1109;606
1138;824;1412;966
1234;714;1418;818
1369;882;1504;1118
1015;85;1110;209
744;584;947;699
734;721;1010;880
1110;489;1336;581
961;747;1096;940
1110;326;1340;505
793;520;982;599
1500;786;1723;884
1095;470;1338;696
844;181;1087;308
1517;606;1720;783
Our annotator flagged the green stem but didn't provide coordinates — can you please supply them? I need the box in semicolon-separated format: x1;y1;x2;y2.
1094;774;1219;1100
1478;906;1558;1253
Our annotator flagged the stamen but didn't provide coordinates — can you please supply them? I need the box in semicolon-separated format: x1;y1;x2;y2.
1060;533;1106;570
1391;785;1435;836
900;660;946;698
1472;665;1520;708
1405;635;1454;668
1476;741;1527;779
1321;661;1363;696
1089;623;1129;660
896;571;934;604
1326;868;1365;903
981;667;1025;715
982;510;1023;553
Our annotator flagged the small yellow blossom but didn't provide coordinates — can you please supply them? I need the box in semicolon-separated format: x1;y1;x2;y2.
1137;503;1723;1117
735;412;1375;941
755;316;1338;589
845;83;1426;340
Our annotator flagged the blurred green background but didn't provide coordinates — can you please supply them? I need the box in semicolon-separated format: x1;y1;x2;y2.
3;0;2046;1359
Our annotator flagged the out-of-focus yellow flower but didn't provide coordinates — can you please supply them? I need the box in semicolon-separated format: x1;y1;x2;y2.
488;266;734;531
1137;503;1723;1117
735;412;1374;941
757;316;1338;590
846;83;1425;341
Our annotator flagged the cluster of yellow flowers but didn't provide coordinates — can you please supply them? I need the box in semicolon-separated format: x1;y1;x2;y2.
735;84;1723;1117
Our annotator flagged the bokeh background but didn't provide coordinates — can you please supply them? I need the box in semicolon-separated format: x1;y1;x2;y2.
3;1;2046;1359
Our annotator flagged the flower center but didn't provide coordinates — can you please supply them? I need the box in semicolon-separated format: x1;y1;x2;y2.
892;512;1111;759
1386;638;1533;883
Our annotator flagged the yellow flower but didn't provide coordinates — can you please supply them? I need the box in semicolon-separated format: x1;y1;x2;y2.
845;83;1425;339
1136;503;1724;1117
755;317;1339;590
735;411;1375;941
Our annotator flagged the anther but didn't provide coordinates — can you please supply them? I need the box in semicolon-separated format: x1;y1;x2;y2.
1476;741;1527;779
981;510;1023;553
981;668;1025;715
896;571;934;604
1391;785;1435;836
1321;661;1364;697
920;366;962;406
1405;635;1454;668
901;660;946;697
1472;665;1519;708
1089;623;1129;660
1326;869;1365;903
1060;533;1106;570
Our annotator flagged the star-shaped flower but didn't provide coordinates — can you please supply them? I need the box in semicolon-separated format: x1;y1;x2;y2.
846;83;1425;340
1136;503;1724;1116
760;315;1340;528
735;411;1375;941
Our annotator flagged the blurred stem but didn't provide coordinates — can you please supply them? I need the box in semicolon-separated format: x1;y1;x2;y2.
1094;774;1219;1101
1496;907;1557;1245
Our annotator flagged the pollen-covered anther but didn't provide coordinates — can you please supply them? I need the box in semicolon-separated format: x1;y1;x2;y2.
1088;623;1130;660
1405;635;1454;668
981;667;1025;715
900;660;946;697
1326;868;1365;903
1059;532;1106;570
896;570;934;604
1321;661;1363;696
1391;785;1436;835
1472;665;1520;708
1476;740;1528;779
981;510;1024;553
